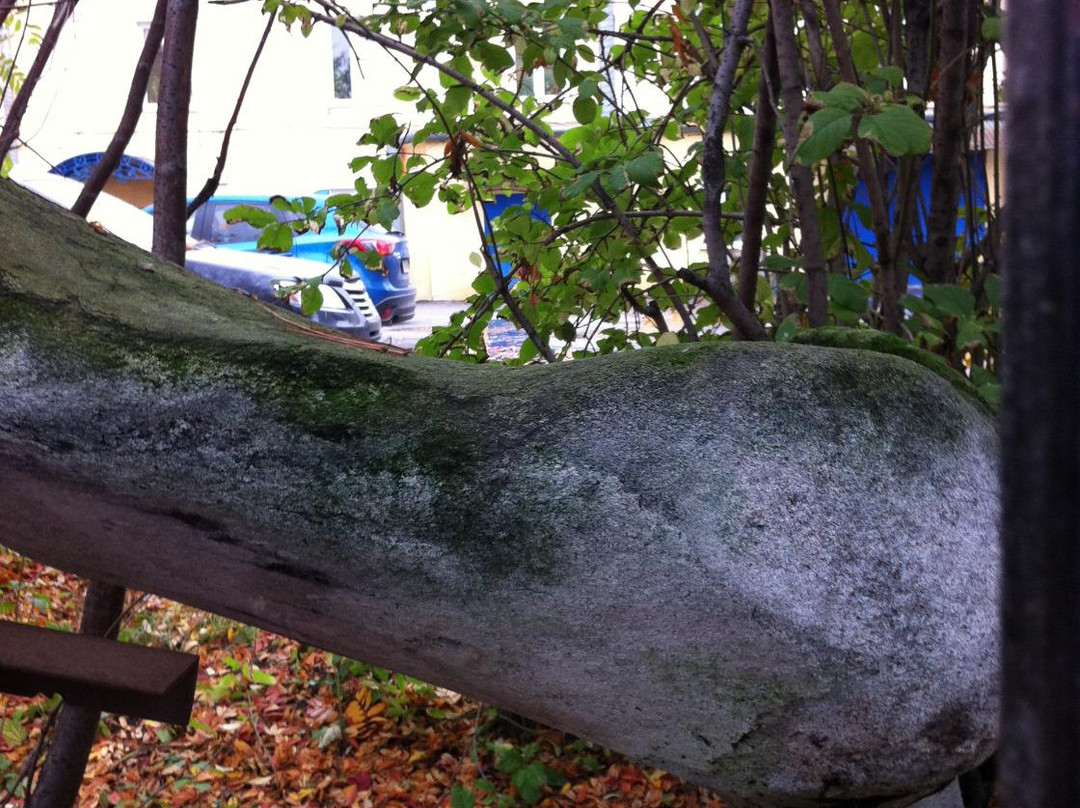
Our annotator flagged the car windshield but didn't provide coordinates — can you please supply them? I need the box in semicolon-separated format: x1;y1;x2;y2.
207;202;298;244
208;200;389;243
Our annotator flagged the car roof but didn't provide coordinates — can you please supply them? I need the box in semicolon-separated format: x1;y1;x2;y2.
10;174;351;280
12;173;161;252
185;244;342;282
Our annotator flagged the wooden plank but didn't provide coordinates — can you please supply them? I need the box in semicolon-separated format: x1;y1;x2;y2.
0;621;198;725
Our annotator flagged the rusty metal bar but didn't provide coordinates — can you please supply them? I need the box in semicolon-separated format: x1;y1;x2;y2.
0;621;198;725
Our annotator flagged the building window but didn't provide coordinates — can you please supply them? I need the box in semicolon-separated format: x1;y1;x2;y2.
139;22;163;104
520;64;556;100
331;27;352;99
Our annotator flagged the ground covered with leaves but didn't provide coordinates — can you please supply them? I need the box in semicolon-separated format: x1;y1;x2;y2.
1;548;726;808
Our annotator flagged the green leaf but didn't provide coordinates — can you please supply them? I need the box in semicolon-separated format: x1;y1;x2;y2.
473;41;514;73
496;0;525;23
366;114;403;147
811;82;867;112
923;284;975;318
779;271;807;303
655;331;679;346
563;169;600;198
864;66;905;93
604;167;630;193
795;107;853;164
0;601;14;615
512;762;550;806
518;337;539;363
827;275;869;313
442;86;471;119
403;172;437;207
300;284;323;316
857;104;931;156
955;318;987;348
256;222;293;253
223;204;277;228
3;720;27;747
393;85;423;102
572;96;598;124
775;313;802;342
375;198;400;230
250;669;276;686
981;16;1003;41
625;150;663;186
451;784;476;808
560;126;591;151
495;744;524;773
984;274;1001;308
764;255;803;271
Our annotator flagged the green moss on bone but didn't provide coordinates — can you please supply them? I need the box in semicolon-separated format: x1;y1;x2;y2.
792;327;993;417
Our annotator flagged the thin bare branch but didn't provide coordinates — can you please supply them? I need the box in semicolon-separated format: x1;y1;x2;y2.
698;0;767;340
0;0;79;157
772;0;828;327
923;0;972;285
737;23;779;318
72;0;167;218
187;7;275;217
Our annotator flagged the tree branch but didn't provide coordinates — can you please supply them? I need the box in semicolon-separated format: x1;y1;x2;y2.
545;209;741;243
737;23;779;319
923;0;971;285
698;0;767;340
0;0;17;30
771;0;828;327
186;7;275;217
72;0;167;218
152;0;199;265
820;0;900;332
26;581;127;808
0;0;79;158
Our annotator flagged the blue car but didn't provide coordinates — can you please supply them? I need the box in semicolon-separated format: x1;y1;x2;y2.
186;194;416;324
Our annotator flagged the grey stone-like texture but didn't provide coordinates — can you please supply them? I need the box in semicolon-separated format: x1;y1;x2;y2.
909;779;963;808
0;178;999;806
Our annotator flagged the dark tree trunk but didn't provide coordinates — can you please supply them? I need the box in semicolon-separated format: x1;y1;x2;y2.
797;0;830;87
999;0;1080;804
737;24;779;318
152;0;199;265
0;0;17;31
820;0;902;333
770;0;828;327
698;0;764;340
904;0;933;99
0;0;79;158
26;582;126;808
923;0;971;284
187;9;275;217
71;0;167;218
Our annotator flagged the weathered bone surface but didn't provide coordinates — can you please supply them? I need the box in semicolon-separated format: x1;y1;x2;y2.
0;179;998;807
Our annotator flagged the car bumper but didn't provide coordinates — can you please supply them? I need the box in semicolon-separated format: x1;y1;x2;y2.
312;311;382;340
373;289;417;324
